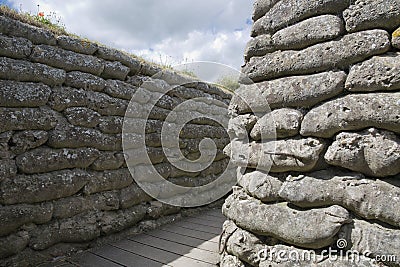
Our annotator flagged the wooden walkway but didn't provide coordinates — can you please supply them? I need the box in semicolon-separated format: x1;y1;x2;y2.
55;209;225;267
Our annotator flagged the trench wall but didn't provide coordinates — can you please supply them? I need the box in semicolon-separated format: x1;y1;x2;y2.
222;0;400;266
0;14;232;266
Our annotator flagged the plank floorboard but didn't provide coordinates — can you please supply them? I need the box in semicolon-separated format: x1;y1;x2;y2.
196;214;226;223
68;209;223;266
59;263;79;267
113;239;213;267
38;262;79;267
70;251;124;267
206;211;225;218
182;217;224;228
93;244;167;267
161;224;220;242
144;230;218;252
172;221;222;235
128;234;219;264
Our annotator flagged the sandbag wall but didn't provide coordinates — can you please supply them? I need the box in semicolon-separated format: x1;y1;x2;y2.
221;0;400;266
0;14;231;265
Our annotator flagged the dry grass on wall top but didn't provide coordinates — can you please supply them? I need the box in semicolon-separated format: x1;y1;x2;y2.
0;5;68;36
393;27;400;37
0;5;198;77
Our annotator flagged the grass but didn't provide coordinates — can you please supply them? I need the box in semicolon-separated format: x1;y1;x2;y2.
0;5;198;78
0;4;68;36
216;75;240;92
178;69;197;78
393;28;400;38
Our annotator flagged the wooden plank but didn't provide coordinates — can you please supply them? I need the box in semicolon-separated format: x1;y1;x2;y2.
69;211;226;266
172;221;222;235
111;239;214;267
180;220;222;233
92;244;166;267
167;256;216;267
205;210;225;218
160;224;219;242
144;230;218;252
196;214;226;223
189;214;226;224
182;217;224;228
200;214;225;221
69;252;124;267
166;256;216;267
129;234;219;264
37;262;78;267
204;208;223;217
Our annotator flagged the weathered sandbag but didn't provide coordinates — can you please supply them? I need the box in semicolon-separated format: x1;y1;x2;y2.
339;219;400;266
237;168;284;202
220;251;247;267
225;138;325;172
228;114;258;140
243;30;390;81
301;93;400;138
222;188;351;249
230;71;346;113
279;169;400;227
221;221;381;267
252;0;350;36
346;53;400;92
343;0;400;32
250;108;303;139
324;128;400;177
245;15;344;60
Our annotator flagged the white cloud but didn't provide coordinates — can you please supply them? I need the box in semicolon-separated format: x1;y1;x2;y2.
9;0;253;69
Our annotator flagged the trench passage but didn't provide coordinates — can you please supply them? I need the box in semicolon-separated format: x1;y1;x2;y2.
63;209;225;267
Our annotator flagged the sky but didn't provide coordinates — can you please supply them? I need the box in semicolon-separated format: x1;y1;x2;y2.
3;0;253;70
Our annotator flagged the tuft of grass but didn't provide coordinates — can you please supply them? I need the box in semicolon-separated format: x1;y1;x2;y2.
0;5;197;77
0;5;162;69
216;75;240;92
0;5;68;36
393;28;400;38
178;69;197;78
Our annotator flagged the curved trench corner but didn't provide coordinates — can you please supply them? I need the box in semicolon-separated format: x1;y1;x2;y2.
221;0;400;266
1;0;400;266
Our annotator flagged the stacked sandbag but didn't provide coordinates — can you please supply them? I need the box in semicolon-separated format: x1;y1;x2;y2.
221;0;400;266
0;14;232;265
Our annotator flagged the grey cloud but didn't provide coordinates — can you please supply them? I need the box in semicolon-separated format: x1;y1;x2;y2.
10;0;252;68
